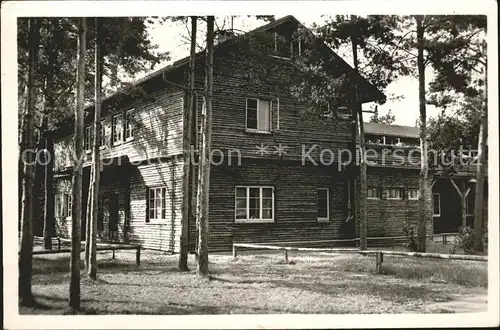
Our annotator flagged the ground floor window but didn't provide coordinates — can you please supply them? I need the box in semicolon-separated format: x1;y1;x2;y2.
317;188;329;222
433;193;441;216
386;188;403;200
367;187;380;199
408;188;419;200
235;186;274;222
147;187;167;222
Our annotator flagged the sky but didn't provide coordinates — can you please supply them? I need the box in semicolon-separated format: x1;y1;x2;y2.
143;15;444;127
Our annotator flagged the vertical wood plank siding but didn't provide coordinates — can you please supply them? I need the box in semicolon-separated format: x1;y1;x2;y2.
128;160;183;252
356;167;434;238
53;86;184;172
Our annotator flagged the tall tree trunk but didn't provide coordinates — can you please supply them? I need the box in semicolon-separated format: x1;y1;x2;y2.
416;16;428;252
42;117;53;250
350;15;367;251
178;16;197;271
43;21;57;250
19;17;39;307
69;17;86;310
473;108;487;252
88;17;103;280
196;15;214;277
84;177;92;270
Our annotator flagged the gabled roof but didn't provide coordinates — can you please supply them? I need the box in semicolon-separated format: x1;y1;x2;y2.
54;15;385;137
91;15;384;109
364;122;419;139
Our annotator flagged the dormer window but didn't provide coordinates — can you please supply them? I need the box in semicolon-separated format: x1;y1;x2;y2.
273;32;302;59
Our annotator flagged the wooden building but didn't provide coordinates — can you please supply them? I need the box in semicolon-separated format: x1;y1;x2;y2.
363;122;488;236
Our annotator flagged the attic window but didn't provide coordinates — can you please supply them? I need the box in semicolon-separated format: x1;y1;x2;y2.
273;32;302;59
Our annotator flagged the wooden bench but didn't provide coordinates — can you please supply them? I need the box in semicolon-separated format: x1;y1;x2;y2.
232;243;488;274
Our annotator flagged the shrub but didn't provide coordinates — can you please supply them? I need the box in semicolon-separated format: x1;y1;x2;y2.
454;226;475;254
402;222;417;252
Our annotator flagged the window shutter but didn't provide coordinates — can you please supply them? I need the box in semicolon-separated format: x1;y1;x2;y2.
145;188;150;223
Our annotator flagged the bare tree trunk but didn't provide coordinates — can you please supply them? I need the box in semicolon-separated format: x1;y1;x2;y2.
196;15;214;277
416;16;428;252
473;109;487;252
69;17;86;310
89;17;103;280
19;17;39;307
43;120;54;250
178;16;197;271
84;179;92;270
350;15;367;250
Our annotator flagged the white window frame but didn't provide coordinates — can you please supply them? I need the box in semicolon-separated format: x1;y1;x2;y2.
84;126;93;152
112;113;124;145
57;193;72;219
433;193;441;216
386;188;403;200
99;120;106;149
466;192;474;216
367;187;380;200
408;188;419;200
234;186;274;223
125;109;135;141
147;186;167;222
245;98;271;133
317;188;330;222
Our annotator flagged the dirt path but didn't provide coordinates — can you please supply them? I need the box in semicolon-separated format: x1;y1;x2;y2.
426;293;488;313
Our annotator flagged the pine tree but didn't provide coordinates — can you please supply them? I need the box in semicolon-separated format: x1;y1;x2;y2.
69;17;86;311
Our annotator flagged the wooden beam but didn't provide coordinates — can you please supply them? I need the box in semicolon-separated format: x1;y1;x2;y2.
449;178;463;198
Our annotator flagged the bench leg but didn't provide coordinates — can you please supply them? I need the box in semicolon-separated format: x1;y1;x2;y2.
375;252;384;273
284;249;288;264
232;245;237;258
136;248;141;266
112;249;115;259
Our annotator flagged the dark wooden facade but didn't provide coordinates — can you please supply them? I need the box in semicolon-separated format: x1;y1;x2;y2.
49;16;485;253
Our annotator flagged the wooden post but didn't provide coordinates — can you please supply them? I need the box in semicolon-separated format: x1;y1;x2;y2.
232;245;237;258
136;247;141;266
112;249;115;259
58;237;61;251
375;252;383;273
283;249;288;264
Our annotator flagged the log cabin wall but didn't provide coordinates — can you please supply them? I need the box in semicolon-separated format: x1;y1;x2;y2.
53;85;184;173
355;167;434;238
53;175;73;238
128;158;183;252
205;158;348;251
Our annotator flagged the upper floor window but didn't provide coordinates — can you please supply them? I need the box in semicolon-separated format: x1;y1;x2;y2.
246;98;271;132
125;109;134;141
273;32;302;59
317;188;329;222
433;193;441;216
112;114;124;145
235;186;274;222
408;188;419;200
84;126;93;152
100;121;106;148
147;187;167;222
